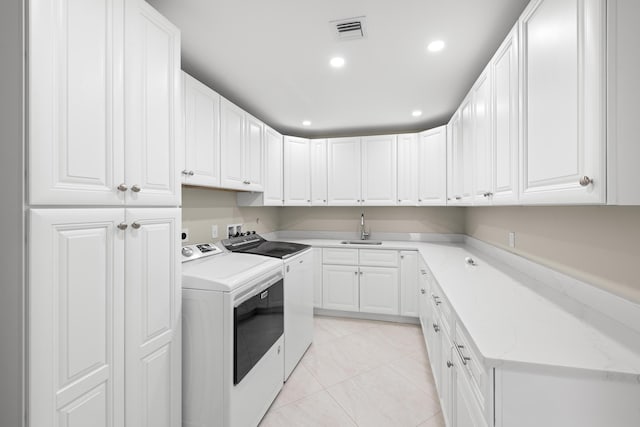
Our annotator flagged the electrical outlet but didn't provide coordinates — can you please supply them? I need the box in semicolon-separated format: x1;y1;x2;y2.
508;231;516;248
211;225;218;239
181;229;189;242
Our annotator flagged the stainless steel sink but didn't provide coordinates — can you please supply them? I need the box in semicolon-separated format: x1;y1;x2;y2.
340;240;383;245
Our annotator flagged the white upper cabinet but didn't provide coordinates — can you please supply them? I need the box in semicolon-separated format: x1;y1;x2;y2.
29;0;125;206
519;0;606;204
397;133;419;206
245;114;264;190
182;72;221;188
460;96;475;205
29;0;181;207
124;0;181;206
262;126;284;206
310;139;328;206
284;136;311;205
418;127;448;206
491;26;519;204
361;135;397;206
220;98;264;192
473;67;493;205
327;137;362;205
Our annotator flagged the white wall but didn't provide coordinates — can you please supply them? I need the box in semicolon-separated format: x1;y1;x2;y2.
465;206;640;304
0;0;24;426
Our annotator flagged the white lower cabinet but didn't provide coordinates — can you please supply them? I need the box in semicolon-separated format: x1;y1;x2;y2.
312;248;323;308
322;265;360;312
400;251;419;317
30;208;181;427
359;266;399;315
319;247;415;317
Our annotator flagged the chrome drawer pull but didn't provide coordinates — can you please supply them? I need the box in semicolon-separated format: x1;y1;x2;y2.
454;341;471;365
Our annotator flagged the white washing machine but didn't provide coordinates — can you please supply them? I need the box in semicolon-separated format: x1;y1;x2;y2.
181;243;284;427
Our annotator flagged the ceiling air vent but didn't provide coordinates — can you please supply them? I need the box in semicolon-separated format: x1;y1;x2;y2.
331;16;367;41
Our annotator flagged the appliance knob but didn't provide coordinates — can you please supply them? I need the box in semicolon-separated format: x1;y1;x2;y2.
182;247;194;257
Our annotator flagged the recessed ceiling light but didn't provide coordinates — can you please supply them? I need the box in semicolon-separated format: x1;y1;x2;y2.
412;110;423;117
302;120;312;126
330;57;345;68
427;40;445;53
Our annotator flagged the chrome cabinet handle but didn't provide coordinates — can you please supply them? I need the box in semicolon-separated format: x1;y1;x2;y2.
131;222;141;229
455;196;462;200
447;360;454;368
432;323;440;333
323;199;327;202
117;222;128;230
117;183;128;192
243;180;251;185
579;176;593;186
307;200;311;202
454;342;471;365
420;288;426;294
359;271;363;275
354;271;358;275
483;192;493;197
131;184;141;193
181;170;194;176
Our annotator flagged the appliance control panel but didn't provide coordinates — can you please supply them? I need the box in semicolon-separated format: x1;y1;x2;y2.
181;243;223;262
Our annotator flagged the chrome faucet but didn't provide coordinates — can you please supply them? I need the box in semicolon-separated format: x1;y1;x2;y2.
360;212;370;240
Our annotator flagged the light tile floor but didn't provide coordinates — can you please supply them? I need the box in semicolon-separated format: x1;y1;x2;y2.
260;316;445;427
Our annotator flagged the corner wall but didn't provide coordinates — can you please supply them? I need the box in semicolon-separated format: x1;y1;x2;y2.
464;206;640;304
0;0;24;426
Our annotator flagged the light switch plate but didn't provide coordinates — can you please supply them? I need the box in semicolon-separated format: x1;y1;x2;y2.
508;231;516;248
211;225;218;239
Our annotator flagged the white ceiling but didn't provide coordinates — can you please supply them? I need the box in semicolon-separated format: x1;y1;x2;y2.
147;0;530;138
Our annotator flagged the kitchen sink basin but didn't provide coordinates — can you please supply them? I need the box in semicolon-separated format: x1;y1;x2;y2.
340;240;383;245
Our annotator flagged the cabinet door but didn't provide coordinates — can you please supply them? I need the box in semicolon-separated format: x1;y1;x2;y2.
283;136;311;205
492;26;519;204
519;0;606;204
455;368;488;427
361;135;397;206
313;248;323;308
447;112;463;205
418;263;431;332
29;209;125;427
322;265;359;312
397;133;419;206
327;137;361;205
284;250;314;379
441;328;455;427
29;0;125;205
244;114;264;191
359;267;399;315
220;98;245;189
124;0;181;206
400;251;419;317
418;126;447;205
425;309;443;390
310;139;328;205
125;208;181;427
263;126;284;205
183;72;221;188
460;96;475;204
473;68;493;205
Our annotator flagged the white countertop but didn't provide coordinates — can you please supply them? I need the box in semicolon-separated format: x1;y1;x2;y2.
282;237;640;380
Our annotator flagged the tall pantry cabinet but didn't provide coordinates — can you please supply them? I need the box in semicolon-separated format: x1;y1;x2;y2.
28;0;182;426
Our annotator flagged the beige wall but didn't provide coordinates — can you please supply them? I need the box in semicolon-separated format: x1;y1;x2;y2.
465;206;640;304
182;187;640;304
182;186;281;242
278;207;465;234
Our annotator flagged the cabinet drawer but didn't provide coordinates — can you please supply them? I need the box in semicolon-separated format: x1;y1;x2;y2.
323;248;358;265
429;280;452;335
359;249;398;267
454;323;488;411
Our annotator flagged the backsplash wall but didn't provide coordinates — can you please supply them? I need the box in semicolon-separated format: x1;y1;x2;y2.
465;206;640;304
278;206;465;234
182;186;281;242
